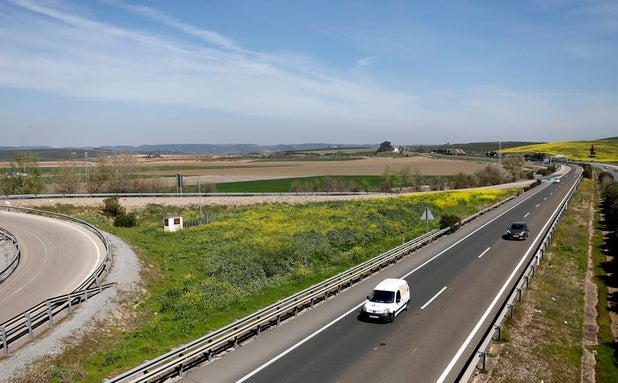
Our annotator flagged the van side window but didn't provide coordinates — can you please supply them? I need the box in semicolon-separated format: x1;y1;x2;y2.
396;291;401;303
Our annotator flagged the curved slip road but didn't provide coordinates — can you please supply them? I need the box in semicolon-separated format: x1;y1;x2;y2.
0;211;107;323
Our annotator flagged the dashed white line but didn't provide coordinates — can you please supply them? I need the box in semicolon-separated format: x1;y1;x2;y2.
478;247;491;259
421;286;447;310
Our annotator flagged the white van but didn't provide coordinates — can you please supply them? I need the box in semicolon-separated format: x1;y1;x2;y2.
360;278;411;323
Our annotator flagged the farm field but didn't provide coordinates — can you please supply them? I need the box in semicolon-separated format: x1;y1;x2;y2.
132;155;492;183
500;138;618;163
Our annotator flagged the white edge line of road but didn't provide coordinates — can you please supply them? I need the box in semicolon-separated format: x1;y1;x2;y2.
235;302;366;383
435;173;579;383
235;176;566;383
56;219;105;288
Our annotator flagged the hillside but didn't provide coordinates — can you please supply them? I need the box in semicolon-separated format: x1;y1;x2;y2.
500;138;618;162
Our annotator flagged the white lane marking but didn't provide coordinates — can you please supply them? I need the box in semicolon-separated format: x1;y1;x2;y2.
421;286;447;310
535;203;540;207
235;180;556;383
235;302;365;383
478;247;491;259
436;174;579;383
524;212;530;218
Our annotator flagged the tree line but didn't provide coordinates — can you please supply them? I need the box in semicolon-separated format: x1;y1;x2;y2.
1;151;548;196
598;167;618;278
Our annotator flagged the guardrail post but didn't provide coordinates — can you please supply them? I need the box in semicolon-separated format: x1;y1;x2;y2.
524;276;529;289
478;351;486;370
1;326;8;357
507;304;514;319
95;275;102;291
530;265;535;276
25;312;33;340
516;288;522;302
47;300;54;327
68;293;73;313
494;325;502;341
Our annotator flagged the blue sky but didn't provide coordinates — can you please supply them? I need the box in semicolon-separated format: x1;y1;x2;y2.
1;0;617;147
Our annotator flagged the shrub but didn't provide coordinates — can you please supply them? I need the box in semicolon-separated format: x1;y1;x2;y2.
439;214;461;233
114;212;137;227
102;196;125;217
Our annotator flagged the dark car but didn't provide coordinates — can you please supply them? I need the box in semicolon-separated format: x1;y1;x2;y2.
505;222;529;240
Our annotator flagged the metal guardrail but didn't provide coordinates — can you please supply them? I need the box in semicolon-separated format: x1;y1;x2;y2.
2;191;383;200
458;174;582;382
104;196;516;383
104;229;445;383
0;283;116;357
0;206;113;356
0;228;19;283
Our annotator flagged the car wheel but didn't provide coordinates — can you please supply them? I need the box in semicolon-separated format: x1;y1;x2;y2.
389;312;395;323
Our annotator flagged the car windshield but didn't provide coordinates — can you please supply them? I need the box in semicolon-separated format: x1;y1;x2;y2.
369;290;395;303
511;223;525;231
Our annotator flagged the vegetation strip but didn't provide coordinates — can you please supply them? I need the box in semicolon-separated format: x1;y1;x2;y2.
482;167;618;382
6;188;518;382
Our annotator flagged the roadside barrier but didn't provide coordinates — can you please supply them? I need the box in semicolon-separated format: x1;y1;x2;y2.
0;206;113;356
0;228;19;283
0;283;115;357
104;195;515;383
458;174;582;382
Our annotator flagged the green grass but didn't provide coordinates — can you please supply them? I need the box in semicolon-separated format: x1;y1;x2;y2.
487;175;617;382
11;188;519;382
592;210;618;381
199;175;383;193
488;180;591;381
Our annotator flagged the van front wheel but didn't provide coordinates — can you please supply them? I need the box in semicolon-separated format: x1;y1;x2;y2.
389;313;395;323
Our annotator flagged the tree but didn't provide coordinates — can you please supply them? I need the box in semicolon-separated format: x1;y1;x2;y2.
475;165;502;186
53;161;80;194
1;151;44;195
502;156;525;181
109;153;136;192
376;141;394;154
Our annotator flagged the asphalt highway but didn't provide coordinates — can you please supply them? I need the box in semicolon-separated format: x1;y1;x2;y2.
179;167;580;383
0;211;107;323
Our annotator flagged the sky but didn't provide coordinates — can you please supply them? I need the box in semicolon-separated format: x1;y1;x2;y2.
1;0;617;147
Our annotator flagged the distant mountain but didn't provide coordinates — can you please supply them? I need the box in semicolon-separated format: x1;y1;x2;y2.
0;143;374;161
99;143;370;155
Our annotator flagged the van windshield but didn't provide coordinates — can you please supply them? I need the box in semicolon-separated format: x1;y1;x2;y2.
369;290;395;303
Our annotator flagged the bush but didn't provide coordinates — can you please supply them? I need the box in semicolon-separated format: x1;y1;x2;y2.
439;214;461;233
102;196;125;217
114;212;137;227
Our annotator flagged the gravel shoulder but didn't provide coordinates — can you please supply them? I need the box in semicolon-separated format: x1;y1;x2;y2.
0;233;142;382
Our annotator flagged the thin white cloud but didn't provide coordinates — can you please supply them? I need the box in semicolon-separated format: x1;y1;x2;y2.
0;0;418;125
100;0;243;52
